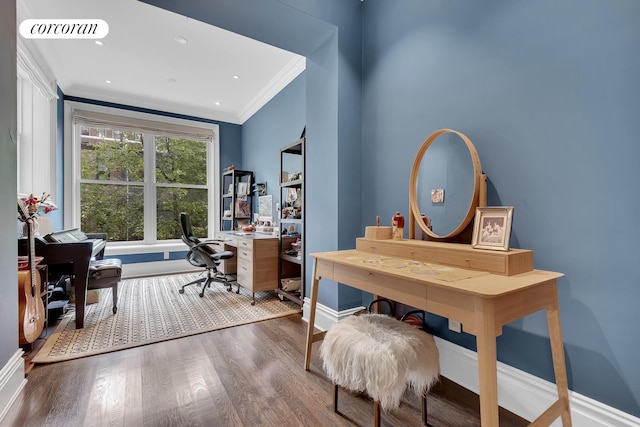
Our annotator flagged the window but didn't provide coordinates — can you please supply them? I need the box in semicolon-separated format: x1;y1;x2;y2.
17;47;57;199
155;136;209;240
71;107;218;244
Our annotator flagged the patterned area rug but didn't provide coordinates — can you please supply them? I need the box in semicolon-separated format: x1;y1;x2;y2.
33;273;300;363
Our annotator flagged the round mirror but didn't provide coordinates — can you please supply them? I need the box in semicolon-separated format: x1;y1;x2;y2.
409;129;482;239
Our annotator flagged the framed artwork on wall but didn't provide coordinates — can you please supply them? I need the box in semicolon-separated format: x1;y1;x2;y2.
471;206;513;251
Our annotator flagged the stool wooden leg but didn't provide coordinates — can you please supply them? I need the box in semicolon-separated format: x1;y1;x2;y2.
374;400;381;427
333;384;339;413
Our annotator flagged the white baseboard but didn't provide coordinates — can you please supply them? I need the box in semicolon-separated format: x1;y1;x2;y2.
303;299;640;426
0;350;27;423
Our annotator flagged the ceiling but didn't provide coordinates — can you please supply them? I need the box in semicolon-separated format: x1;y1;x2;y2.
18;0;305;125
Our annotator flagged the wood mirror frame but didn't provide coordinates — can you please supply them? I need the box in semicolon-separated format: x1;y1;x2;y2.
408;129;485;240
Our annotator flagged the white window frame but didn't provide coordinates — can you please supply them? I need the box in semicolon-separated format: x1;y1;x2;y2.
16;45;57;200
64;101;220;255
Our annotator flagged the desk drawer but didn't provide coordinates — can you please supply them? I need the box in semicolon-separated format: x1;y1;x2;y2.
393;245;438;263
237;247;253;262
355;239;395;255
237;261;253;286
236;238;253;250
216;234;237;247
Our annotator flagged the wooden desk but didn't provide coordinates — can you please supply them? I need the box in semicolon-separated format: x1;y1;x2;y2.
215;231;279;304
304;248;571;426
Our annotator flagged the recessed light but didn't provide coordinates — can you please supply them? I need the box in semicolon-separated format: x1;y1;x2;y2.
168;78;177;83
215;102;221;106
233;75;239;80
174;36;188;45
95;40;104;46
105;80;112;84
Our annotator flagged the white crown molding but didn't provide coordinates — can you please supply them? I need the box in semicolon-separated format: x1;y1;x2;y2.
238;55;306;123
16;43;58;101
62;85;243;125
61;55;305;125
305;301;640;426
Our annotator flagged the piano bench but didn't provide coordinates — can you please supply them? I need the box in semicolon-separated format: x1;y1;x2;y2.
88;258;122;314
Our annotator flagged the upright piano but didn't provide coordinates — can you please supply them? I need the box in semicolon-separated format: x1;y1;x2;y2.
18;228;106;329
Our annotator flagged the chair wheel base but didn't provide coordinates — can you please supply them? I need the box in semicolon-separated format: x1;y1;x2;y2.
179;289;185;294
112;307;117;314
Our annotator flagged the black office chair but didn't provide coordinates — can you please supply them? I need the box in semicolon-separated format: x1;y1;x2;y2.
179;212;235;297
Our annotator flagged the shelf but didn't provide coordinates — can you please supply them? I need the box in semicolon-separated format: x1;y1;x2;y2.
280;179;303;188
281;218;303;224
220;169;254;232
280;254;302;264
279;136;305;307
277;289;303;306
281;138;304;155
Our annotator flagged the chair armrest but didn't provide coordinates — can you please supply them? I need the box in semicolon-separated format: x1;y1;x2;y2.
192;240;223;250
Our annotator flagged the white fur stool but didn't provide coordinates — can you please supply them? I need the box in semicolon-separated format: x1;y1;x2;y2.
320;313;440;427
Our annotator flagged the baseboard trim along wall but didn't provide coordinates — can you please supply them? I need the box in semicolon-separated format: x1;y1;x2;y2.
303;299;640;427
0;350;27;423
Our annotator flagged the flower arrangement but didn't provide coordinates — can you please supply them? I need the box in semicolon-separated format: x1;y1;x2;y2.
18;192;57;220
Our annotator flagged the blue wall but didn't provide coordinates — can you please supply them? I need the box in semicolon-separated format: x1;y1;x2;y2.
242;73;306;205
361;0;640;417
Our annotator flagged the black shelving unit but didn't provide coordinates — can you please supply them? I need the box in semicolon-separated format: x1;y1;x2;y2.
278;138;305;305
220;169;254;231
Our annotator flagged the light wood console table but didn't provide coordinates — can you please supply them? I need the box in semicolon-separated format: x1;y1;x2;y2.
304;238;572;426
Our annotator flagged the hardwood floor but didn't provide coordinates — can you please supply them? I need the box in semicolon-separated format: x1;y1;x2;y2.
4;314;528;427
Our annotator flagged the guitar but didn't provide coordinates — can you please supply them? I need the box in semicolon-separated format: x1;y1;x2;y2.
17;199;45;345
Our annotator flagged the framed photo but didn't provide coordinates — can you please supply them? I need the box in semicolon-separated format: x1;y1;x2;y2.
471;206;514;251
237;182;248;195
431;188;444;204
